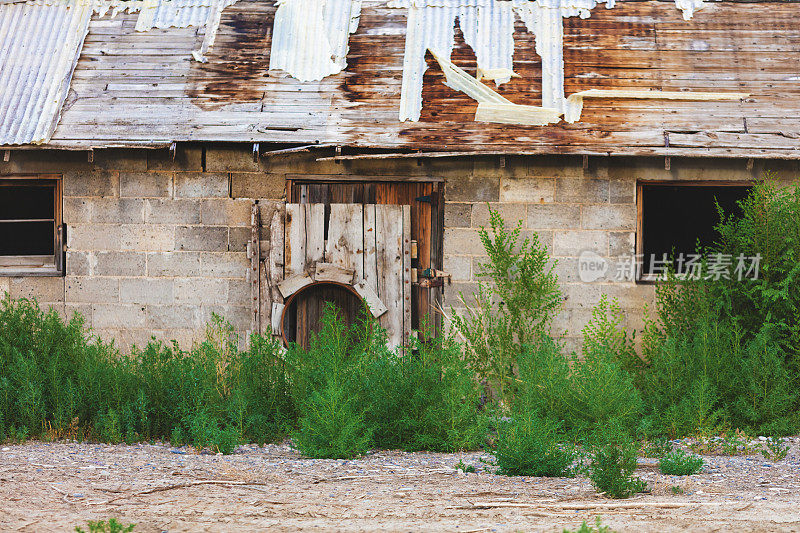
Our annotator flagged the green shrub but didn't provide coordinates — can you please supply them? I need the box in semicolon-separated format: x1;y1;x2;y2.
761;437;789;461
285;305;375;459
637;177;800;438
366;331;486;452
494;414;575;477
451;206;561;403
659;449;703;475
588;428;646;499
0;297;291;451
563;517;613;533
75;518;135;533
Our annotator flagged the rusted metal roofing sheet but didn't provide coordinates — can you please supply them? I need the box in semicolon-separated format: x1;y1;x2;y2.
38;0;800;158
0;0;91;145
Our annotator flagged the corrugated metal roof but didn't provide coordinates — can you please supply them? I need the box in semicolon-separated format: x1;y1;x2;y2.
0;0;92;145
135;0;238;32
268;0;362;81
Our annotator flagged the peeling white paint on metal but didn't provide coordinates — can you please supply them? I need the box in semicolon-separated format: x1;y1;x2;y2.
268;0;363;82
564;89;748;123
0;0;92;145
674;0;705;20
392;0;705;122
135;0;238;32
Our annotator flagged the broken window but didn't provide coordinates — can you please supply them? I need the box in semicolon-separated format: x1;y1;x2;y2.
637;182;751;280
0;176;63;276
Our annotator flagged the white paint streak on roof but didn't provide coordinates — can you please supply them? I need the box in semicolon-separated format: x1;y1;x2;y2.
0;0;92;145
268;0;363;82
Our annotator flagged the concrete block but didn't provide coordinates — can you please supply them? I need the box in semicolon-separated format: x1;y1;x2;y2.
227;279;251;306
610;179;636;204
555;178;609;204
8;277;64;302
201;253;249;279
147;145;203;171
527;155;587;178
204;305;251;330
443;229;483;256
66;251;90;276
121;225;176;252
472;156;527;178
447;176;500;202
176;226;229;252
205;146;265;173
92;149;148;172
471;203;527;228
120;278;174;305
91;198;146;224
147;252;202;277
609;232;636;257
228;227;250;253
174;278;229;305
0;277;9;297
444;203;471;228
562;282;602;309
65;303;93;323
581;204;636;231
146;305;203;330
92;304;147;329
120;172;173;198
67;224;121;251
230;173;286;199
553;230;609;256
1;150;90;175
471;256;491;280
201;198;252;227
174;172;229;198
527;204;581;229
443;255;471;281
65;277;119;303
499;178;555;203
552;256;581;283
145;199;202;224
63;198;91;224
601;283;656;309
443;282;480;308
63;171;118;198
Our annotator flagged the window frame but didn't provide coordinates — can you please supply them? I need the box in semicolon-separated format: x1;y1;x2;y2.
635;179;753;284
0;174;64;277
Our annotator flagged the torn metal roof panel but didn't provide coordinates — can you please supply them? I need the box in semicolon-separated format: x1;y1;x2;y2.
135;0;239;32
0;0;91;145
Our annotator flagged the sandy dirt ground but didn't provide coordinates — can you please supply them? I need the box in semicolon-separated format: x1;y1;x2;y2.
1;439;799;532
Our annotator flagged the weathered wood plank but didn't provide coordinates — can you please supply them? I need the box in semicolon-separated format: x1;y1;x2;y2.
325;204;365;282
278;274;314;299
314;263;355;284
375;204;405;348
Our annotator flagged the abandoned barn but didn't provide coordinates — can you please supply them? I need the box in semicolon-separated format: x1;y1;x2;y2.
0;0;798;351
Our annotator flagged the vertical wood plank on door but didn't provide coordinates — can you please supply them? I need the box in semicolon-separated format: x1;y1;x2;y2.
376;204;404;347
326;204;364;282
285;203;324;276
363;203;378;294
264;205;285;336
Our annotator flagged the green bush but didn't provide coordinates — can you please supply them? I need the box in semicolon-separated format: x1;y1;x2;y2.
494;414;575;477
75;518;135;533
0;297;292;451
563;517;613;533
365;331;486;452
588;428;646;499
659;449;703;476
451;206;562;403
637;177;800;438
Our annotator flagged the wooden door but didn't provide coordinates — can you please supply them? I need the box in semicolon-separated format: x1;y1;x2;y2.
282;202;413;349
288;180;444;336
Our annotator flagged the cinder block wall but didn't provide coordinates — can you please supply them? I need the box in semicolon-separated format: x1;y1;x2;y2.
1;145;790;351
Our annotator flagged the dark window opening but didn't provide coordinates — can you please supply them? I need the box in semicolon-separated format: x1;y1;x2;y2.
639;183;751;278
0;177;63;275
